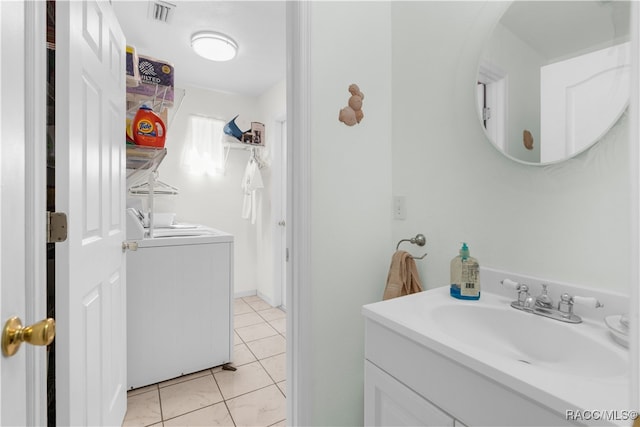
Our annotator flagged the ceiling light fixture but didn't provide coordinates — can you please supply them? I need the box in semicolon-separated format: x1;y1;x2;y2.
191;31;238;62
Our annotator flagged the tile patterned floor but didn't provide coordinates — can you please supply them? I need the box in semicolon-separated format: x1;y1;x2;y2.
122;295;286;427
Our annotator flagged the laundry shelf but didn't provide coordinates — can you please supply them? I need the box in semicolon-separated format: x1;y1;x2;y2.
126;145;167;188
126;145;178;238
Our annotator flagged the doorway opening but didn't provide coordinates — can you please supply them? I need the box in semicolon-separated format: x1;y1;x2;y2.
477;61;507;152
272;117;288;310
45;1;56;425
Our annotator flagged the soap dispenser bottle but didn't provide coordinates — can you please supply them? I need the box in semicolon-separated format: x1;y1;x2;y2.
450;243;480;300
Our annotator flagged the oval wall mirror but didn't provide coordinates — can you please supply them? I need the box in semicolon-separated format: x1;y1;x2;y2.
477;1;631;165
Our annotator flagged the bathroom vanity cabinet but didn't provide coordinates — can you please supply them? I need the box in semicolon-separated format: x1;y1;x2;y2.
363;317;568;426
362;281;628;427
365;360;460;426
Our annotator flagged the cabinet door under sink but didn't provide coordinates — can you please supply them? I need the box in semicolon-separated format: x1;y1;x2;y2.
364;361;455;427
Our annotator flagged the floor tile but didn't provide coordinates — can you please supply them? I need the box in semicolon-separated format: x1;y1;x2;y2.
235;311;266;328
234;330;242;345
234;299;253;315
214;361;274;400
226;385;286;427
122;389;162;427
163;402;234;426
241;295;262;303
257;308;286;322
246;299;273;311
158;368;213;389
276;380;286;397
159;375;224;419
261;353;286;383
269;421;286;427
233;342;258;366
268;318;286;336
246;334;286;360
235;322;278;343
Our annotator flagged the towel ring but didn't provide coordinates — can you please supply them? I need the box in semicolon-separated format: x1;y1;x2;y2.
396;234;427;260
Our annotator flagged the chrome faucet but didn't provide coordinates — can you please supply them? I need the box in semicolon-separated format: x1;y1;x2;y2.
501;279;603;324
535;284;554;310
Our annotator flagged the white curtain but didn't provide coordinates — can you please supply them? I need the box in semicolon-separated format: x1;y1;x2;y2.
182;115;225;176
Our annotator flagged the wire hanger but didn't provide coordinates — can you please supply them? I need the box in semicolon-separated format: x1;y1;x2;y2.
129;180;179;196
128;171;178;196
250;147;266;169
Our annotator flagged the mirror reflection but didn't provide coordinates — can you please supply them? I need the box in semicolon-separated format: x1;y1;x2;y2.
477;1;630;164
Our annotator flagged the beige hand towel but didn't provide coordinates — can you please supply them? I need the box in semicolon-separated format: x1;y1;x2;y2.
383;250;423;301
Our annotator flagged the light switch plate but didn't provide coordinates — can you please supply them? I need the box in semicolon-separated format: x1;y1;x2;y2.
393;196;406;220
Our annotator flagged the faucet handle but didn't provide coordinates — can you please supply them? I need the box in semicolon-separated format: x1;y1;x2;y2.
501;278;521;290
572;296;604;309
557;293;579;321
557;293;603;322
501;279;530;307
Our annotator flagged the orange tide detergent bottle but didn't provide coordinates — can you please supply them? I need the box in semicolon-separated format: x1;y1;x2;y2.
133;105;166;148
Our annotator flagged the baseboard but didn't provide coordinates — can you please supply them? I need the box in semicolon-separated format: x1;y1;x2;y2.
257;290;276;308
234;289;257;299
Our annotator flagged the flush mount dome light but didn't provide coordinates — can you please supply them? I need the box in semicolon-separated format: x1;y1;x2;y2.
191;31;238;62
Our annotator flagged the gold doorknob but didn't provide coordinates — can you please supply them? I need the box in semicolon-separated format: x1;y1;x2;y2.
2;317;55;357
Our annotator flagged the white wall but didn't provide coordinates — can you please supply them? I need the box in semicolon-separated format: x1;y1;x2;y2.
152;82;285;298
300;2;630;425
391;2;630;295
308;2;392;425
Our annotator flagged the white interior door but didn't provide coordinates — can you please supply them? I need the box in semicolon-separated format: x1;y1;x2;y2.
55;1;127;425
540;42;631;163
0;2;48;426
0;1;29;425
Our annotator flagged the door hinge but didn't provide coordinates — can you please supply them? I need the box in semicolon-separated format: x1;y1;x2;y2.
122;241;139;252
47;212;68;243
482;107;491;121
286;248;289;262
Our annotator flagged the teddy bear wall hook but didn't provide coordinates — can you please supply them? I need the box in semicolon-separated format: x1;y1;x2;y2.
338;84;365;126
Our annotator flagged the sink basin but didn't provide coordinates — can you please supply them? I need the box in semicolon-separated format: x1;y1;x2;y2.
428;303;626;378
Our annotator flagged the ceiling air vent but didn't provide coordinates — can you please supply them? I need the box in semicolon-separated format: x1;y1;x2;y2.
148;1;176;24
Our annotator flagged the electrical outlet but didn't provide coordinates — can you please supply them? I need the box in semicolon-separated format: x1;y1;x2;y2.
393;196;406;220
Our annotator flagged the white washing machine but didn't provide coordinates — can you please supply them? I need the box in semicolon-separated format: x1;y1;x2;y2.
126;211;234;389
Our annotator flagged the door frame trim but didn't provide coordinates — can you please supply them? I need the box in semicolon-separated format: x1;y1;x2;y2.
286;1;312;425
24;1;48;425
